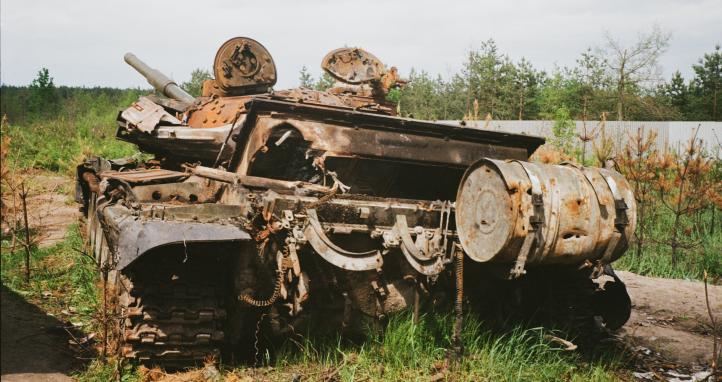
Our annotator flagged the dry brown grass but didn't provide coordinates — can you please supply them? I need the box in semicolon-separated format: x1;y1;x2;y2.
530;144;576;164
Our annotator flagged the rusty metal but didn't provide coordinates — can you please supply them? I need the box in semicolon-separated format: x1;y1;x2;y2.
124;53;195;103
394;215;445;275
81;171;100;193
213;37;276;94
120;96;183;133
321;47;406;100
321;47;385;84
117;265;226;364
101;168;188;184
186;164;334;194
452;243;464;359
238;250;286;307
455;159;637;268
304;209;383;271
76;36;638;365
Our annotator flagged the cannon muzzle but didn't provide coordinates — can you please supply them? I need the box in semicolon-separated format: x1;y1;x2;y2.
124;53;195;104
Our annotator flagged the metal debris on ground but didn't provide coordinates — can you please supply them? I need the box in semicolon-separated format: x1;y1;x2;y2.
630;344;716;381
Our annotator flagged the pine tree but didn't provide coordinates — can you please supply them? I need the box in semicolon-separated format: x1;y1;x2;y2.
690;45;722;121
180;69;212;97
662;71;690;116
314;72;336;91
512;58;543;120
299;66;314;88
28;68;58;116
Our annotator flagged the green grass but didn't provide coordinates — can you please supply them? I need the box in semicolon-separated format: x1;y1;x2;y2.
1;224;98;320
1;88;143;174
2;110;139;175
1;224;124;381
615;208;722;281
250;313;625;381
75;360;142;382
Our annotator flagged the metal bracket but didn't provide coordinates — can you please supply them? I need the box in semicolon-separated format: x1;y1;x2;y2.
437;201;453;261
601;175;629;229
394;215;445;276
508;161;546;279
304;209;383;271
514;161;546;236
593;174;630;278
509;233;534;279
287;239;301;277
371;268;390;319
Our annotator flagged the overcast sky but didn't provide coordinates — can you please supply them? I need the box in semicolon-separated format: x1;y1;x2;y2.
1;0;720;90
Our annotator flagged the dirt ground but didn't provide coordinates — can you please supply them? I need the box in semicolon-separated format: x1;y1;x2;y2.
1;175;720;381
1;173;79;249
617;271;721;368
1;286;77;382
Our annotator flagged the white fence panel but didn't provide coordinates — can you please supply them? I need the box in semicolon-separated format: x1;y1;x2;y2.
438;120;722;157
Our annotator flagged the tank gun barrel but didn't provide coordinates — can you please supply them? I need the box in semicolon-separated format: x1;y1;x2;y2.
124;53;195;104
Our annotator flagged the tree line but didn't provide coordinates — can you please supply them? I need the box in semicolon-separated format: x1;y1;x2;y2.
2;26;719;124
1;73;144;124
300;27;720;122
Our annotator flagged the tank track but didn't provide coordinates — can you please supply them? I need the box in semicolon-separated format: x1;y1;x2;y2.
117;265;227;366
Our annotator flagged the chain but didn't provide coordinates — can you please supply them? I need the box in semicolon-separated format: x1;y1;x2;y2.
238;247;289;307
253;312;267;366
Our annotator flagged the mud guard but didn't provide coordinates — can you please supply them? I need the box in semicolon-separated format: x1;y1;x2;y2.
594;265;632;330
113;218;252;269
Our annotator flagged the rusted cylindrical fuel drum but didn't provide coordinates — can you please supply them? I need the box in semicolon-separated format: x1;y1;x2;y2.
456;159;636;265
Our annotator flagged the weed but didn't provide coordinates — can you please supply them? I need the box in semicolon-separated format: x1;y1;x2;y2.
1;224;98;319
615;127;722;280
266;312;624;381
1;87;142;175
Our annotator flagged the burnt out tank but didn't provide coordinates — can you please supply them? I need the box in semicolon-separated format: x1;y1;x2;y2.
76;37;636;366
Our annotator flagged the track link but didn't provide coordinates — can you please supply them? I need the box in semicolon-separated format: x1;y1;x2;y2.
118;263;227;365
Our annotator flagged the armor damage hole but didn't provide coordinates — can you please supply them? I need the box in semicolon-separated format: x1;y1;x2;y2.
563;233;582;239
152;191;162;200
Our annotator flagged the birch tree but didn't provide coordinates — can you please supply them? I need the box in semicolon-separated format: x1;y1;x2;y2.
598;25;671;120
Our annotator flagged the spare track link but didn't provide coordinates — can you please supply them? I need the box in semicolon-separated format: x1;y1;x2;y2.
118;273;226;365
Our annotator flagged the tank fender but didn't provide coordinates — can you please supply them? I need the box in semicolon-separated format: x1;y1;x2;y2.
113;218;252;269
593;264;632;330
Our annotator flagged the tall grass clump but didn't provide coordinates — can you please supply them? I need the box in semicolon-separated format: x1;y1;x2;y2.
267;312;622;381
1;224;98;318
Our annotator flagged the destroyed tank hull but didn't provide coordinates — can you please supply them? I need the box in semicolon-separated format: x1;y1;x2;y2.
76;38;635;366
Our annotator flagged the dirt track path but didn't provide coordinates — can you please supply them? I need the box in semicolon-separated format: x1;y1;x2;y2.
1;286;76;382
24;174;78;248
617;271;721;367
1;175;79;382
